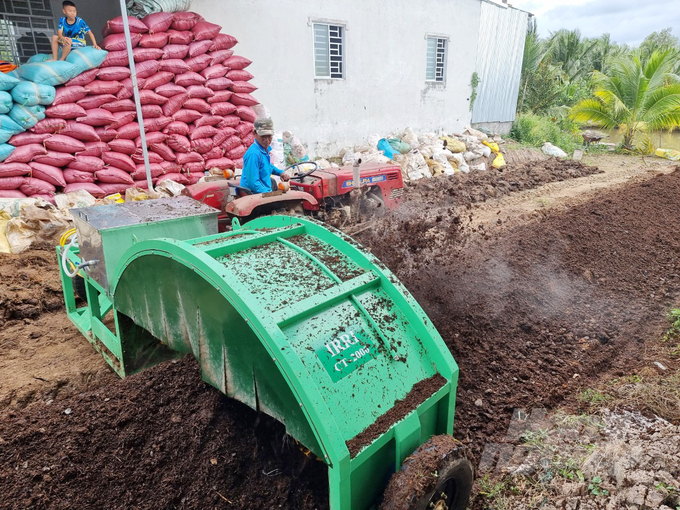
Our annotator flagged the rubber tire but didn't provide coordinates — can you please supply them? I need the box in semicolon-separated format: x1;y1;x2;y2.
73;275;87;302
381;435;474;510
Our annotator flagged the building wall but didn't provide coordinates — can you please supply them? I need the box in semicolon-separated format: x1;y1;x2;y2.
191;0;482;157
471;1;528;124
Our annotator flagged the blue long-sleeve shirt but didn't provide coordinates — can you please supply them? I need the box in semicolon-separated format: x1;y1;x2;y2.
240;140;283;193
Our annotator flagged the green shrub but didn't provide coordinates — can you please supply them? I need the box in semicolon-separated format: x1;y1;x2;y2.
510;113;582;153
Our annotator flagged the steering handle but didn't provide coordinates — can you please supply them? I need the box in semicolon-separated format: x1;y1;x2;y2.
287;161;319;180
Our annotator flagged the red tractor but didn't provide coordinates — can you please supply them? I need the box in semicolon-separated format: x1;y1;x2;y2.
183;161;404;229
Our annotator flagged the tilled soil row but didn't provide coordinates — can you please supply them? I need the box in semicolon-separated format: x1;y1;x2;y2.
1;160;678;509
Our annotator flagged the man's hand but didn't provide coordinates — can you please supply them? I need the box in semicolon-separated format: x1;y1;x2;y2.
280;173;290;182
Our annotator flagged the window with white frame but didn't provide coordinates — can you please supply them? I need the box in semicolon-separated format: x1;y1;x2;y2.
426;36;447;82
313;23;344;79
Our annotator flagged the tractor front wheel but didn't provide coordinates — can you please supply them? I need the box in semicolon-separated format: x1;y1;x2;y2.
381;435;473;510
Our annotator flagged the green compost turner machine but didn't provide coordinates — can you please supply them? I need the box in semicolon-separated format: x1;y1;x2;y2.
58;197;473;510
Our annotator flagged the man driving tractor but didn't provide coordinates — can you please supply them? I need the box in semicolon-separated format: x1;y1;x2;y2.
240;118;290;193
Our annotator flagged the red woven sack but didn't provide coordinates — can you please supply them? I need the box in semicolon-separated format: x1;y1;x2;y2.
230;93;259;107
34;151;76;167
172;109;202;124
210;102;237;116
8;133;50;146
161;91;189;117
142;12;174;34
160;59;191;74
135;60;162;79
108;139;137;155
208;50;233;66
67;156;104;173
102;16;148;37
192;21;221;41
20;178;55;195
65;68;98;87
190;125;217;141
155;83;187;98
205;77;233;91
0;176;26;190
139;32;169;49
52;86;88;106
166;30;192;45
200;65;227;80
139;90;168;105
95;126;117;142
64;182;105;195
101;33;141;51
235;106;257;122
133;47;164;62
208;90;233;103
142;117;172;132
77;109;117;127
77;94;117;110
100;51;129;68
44;134;86;153
223;56;251;70
64;168;96;183
230;81;258;94
78;142;110;157
174;72;206;87
45;104;87;120
101;99;136;112
5;144;47;163
210;34;238;51
85;80;123;95
61;121;101;142
163;121;190;136
102;151;135;173
185;54;212;73
0;162;31;177
194;114;222;128
116;122;141;139
205;157;235;169
176;152;202;164
226;145;247;160
97;66;131;81
162;44;189;60
186;85;214;99
28;162;66;187
226;70;254;82
140;105;163;118
150;142;176;161
184;98;210;113
96;167;134;184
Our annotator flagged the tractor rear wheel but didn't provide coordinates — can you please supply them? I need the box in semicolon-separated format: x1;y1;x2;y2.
381;435;473;510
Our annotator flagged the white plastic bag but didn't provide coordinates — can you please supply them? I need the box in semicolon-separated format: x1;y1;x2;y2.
542;142;567;158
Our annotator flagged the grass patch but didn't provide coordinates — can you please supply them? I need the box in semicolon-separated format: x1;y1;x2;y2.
663;308;680;356
608;372;680;423
510;113;582;154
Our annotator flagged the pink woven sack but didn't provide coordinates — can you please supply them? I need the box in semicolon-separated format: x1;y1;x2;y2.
135;60;162;79
45;104;87;120
161;91;189;117
0;190;26;198
95;167;134;184
65;69;98;87
185;54;212;72
28;162;67;187
61;121;101;142
139;32;169;49
205;157;235;169
77;94;118;110
142;12;174;34
34;151;76;167
184;98;210;113
208;50;233;66
44;134;86;153
77;109;117;127
100;51;129;68
205;78;233;91
102;16;148;36
143;72;174;91
208;90;233;104
108;139;137;155
67;156;105;173
166;30;192;45
200;65;227;80
20;177;56;195
210;34;238;51
97;66;131;81
85;80;123;95
101;33;141;51
230;93;259;107
190;125;217;141
78;142;110;157
101;99;136;112
53;86;88;106
102;151;136;173
195;114;222;128
0;163;31;177
210;102;237;116
174;72;206;87
133;47;164;63
159;59;191;74
188;40;213;58
94;127;117;143
192;21;221;41
5;144;47;163
64;168;96;183
150;143;175;161
167;134;191;153
8;132;50;146
64;182;105;196
155;83;187;98
162;121;190;136
0;177;25;190
162;44;189;60
235;106;257;122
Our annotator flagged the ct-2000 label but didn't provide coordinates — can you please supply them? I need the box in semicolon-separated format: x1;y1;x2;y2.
316;325;377;382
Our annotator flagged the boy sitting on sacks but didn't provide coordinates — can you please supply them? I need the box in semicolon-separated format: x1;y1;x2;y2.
50;1;100;61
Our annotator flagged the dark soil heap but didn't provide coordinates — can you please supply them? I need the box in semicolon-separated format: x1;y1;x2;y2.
1;160;679;509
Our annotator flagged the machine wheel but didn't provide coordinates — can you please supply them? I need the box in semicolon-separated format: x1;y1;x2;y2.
73;275;87;302
381;435;473;510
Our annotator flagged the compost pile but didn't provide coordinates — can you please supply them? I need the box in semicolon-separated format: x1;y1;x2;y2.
1;162;680;509
0;12;257;201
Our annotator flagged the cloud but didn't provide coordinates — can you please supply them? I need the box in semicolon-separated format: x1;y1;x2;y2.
507;0;680;46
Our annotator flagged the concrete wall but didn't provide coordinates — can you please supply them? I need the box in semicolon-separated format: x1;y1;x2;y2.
191;0;482;157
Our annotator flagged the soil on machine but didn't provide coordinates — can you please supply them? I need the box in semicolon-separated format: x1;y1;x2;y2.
1;151;679;509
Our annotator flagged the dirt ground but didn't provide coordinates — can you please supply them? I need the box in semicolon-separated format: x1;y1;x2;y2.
1;152;679;509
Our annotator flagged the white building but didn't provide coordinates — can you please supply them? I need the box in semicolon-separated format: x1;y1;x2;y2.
3;0;528;157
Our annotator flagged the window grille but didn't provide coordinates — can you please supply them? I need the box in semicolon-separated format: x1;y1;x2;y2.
314;23;344;79
426;36;447;82
0;0;55;64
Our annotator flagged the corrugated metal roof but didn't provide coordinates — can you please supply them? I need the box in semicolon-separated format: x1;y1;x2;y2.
471;2;528;123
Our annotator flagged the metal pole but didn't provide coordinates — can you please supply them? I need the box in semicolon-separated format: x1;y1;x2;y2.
118;0;154;192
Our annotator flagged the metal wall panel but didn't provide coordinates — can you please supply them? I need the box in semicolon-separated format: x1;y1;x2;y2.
471;2;528;123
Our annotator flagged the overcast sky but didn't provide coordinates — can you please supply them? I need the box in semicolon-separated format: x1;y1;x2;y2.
501;0;680;47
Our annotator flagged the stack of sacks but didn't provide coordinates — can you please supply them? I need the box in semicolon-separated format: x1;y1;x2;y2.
0;49;108;200
0;11;258;200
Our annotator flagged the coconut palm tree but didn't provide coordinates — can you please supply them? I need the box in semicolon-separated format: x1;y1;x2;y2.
570;50;680;150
